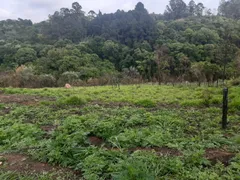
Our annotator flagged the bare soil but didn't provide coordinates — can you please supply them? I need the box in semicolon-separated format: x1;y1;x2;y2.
205;149;235;165
88;136;105;146
0;94;55;105
41;125;57;132
0;153;81;177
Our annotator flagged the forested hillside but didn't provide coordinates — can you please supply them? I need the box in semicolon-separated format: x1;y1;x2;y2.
0;0;240;87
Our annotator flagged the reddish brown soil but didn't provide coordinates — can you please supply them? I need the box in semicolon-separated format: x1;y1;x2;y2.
41;125;57;132
0;154;81;176
205;149;235;165
0;94;55;105
88;136;105;146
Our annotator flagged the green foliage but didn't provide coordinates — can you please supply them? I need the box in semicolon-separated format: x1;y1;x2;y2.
219;0;240;19
229;77;240;86
57;72;79;86
15;48;37;65
0;85;240;179
201;89;213;107
134;99;156;108
0;1;240;86
59;96;87;106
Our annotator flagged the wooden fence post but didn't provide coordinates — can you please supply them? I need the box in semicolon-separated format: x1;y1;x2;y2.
222;88;228;129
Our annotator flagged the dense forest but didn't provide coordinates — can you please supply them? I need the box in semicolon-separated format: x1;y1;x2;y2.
0;0;240;87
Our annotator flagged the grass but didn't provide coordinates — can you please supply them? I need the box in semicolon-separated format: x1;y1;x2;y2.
58;96;87;106
1;85;239;108
0;84;240;179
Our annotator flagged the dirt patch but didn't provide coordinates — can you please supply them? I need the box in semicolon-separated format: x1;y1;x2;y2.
0;106;11;115
0;94;55;105
41;125;57;139
88;136;105;146
0;154;81;176
205;149;235;165
41;125;57;132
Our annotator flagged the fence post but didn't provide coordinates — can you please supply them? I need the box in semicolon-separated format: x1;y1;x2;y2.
222;88;228;129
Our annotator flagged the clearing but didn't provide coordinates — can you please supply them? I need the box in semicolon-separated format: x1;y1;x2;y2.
0;85;240;179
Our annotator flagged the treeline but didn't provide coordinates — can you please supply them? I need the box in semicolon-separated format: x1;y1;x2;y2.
0;0;240;87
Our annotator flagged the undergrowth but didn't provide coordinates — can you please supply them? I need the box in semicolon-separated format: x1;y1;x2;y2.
0;85;240;179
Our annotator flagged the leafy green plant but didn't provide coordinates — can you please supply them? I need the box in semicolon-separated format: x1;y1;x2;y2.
58;96;87;106
201;89;213;107
134;99;156;108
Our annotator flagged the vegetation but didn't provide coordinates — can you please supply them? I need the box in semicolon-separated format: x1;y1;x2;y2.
0;0;240;87
0;85;240;179
0;0;240;179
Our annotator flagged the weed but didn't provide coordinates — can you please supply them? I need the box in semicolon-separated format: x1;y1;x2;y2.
58;96;87;106
134;99;156;108
0;85;240;179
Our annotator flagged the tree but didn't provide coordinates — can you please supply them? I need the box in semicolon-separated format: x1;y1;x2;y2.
218;0;240;19
102;40;124;70
43;2;87;42
88;10;97;20
155;46;172;84
188;0;196;16
192;28;220;45
15;48;37;65
195;3;205;17
72;2;83;14
135;2;148;13
191;62;205;86
88;2;158;47
164;0;188;20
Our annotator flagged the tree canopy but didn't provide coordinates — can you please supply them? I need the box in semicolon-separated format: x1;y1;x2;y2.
0;1;240;87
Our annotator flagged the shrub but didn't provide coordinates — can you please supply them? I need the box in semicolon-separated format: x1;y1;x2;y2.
38;74;56;87
0;72;13;87
14;66;39;88
201;89;213;107
229;98;240;111
57;71;79;86
134;99;156;108
59;96;87;106
229;78;240;86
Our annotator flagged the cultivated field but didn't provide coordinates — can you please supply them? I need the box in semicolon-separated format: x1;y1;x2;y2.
0;85;240;179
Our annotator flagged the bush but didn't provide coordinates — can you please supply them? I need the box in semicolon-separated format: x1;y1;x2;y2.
59;96;87;106
229;78;240;86
134;99;156;108
57;71;79;86
38;74;56;87
201;89;213;107
0;72;13;87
